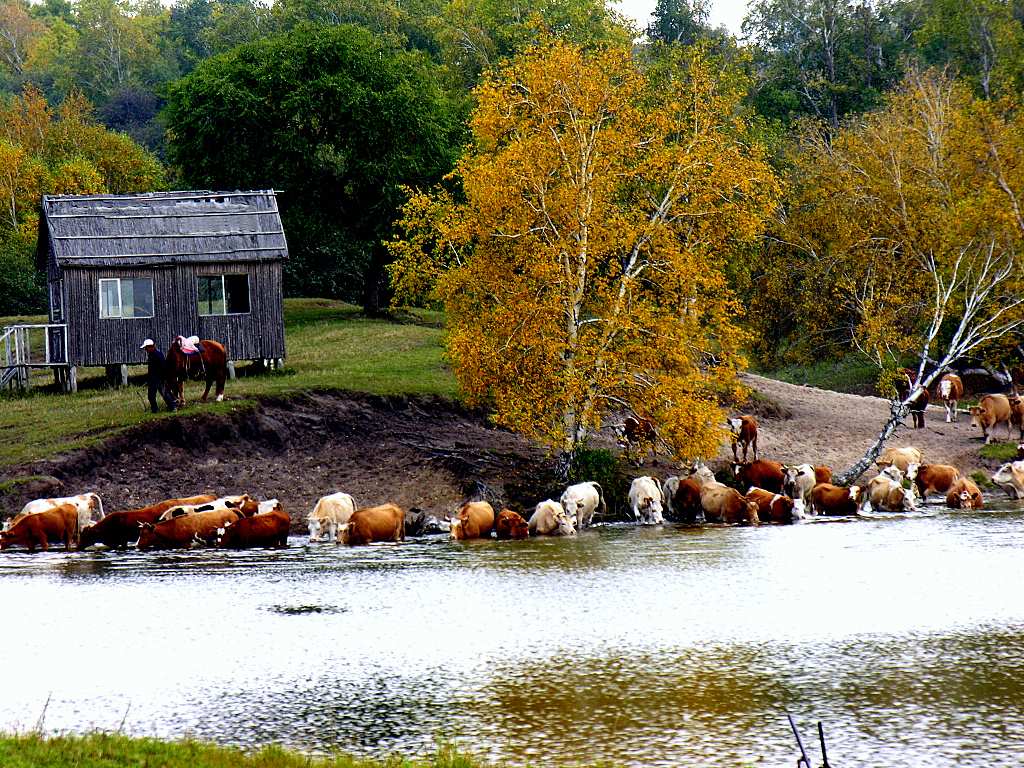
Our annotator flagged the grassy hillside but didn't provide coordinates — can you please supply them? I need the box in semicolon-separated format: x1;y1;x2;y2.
0;734;486;768
0;299;455;469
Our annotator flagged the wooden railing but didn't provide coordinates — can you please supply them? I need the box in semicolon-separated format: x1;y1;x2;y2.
1;324;69;390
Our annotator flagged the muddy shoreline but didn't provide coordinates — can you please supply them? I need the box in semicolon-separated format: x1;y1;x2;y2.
0;391;559;530
0;376;1007;528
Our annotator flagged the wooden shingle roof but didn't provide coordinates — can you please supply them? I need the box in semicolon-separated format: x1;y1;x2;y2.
40;190;288;270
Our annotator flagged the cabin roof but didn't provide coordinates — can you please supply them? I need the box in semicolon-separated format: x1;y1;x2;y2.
40;190;288;270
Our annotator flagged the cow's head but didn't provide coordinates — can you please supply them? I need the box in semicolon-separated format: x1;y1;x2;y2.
905;463;920;482
307;516;323;541
137;522;157;550
879;464;904;484
86;493;104;519
848;486;862;504
969;406;985;428
554;509;577;536
731;462;744;477
774;494;795;521
743;500;760;525
337;523;351;545
727;417;742;435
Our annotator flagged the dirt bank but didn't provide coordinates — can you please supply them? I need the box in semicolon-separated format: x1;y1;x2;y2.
0;392;556;529
0;376;1004;527
732;374;996;477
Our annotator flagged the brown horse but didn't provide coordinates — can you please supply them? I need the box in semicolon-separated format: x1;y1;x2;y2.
166;337;228;406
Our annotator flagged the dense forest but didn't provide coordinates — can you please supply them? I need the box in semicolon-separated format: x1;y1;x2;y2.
2;0;1024;376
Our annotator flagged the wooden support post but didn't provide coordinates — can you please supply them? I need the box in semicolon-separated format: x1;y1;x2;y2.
119;364;128;387
67;366;77;394
226;360;236;381
274;358;284;370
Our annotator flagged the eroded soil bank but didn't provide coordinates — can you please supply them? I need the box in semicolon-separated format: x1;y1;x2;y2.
0;374;1004;526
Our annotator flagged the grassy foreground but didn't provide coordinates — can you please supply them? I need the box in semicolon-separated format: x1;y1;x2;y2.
0;734;486;768
0;299;455;469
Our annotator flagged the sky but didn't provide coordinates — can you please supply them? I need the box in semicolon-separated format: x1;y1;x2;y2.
616;0;750;36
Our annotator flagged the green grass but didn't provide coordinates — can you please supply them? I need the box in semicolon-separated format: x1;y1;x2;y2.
0;734;490;768
971;470;996;489
0;299;455;469
979;441;1021;463
757;356;881;396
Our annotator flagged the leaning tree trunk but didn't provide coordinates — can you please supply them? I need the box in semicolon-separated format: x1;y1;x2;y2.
833;398;911;486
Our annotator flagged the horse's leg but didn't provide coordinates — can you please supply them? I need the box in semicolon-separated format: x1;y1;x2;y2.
201;376;212;403
215;364;226;402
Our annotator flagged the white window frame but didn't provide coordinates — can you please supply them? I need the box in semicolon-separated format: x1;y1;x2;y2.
98;277;154;320
197;273;251;317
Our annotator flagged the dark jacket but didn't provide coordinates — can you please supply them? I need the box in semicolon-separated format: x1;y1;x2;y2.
146;348;167;385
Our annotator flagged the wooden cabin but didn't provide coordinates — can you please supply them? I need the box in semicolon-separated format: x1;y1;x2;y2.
33;190;288;390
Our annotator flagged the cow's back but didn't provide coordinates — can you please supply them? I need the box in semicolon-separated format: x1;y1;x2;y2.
346;504;404;545
981;394;1012;422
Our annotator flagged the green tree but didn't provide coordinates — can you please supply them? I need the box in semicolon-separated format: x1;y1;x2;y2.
914;0;1024;97
743;0;909;127
647;0;712;44
165;23;464;310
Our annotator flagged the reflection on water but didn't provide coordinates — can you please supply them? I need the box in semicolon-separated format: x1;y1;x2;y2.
2;503;1024;766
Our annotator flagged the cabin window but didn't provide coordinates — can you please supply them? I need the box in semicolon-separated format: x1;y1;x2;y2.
198;274;250;316
98;277;154;319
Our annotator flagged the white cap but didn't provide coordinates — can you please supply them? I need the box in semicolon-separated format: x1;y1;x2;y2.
140;339;155;349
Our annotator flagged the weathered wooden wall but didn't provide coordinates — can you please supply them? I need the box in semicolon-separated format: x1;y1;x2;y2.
59;261;286;366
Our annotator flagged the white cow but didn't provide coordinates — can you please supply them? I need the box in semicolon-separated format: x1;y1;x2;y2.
782;464;816;515
528;500;576;536
559;482;606;529
19;492;104;532
628;476;664;525
992;462;1024;499
307;492;356;541
876;446;923;475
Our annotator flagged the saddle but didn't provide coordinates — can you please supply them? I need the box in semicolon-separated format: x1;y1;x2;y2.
174;335;204;355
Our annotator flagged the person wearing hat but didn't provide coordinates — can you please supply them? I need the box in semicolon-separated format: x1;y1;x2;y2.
141;339;176;413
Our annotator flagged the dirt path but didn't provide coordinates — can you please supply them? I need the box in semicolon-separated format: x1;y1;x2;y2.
736;373;995;477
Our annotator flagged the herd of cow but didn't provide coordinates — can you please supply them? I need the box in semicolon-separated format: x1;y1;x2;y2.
5;382;1024;553
2;438;1023;553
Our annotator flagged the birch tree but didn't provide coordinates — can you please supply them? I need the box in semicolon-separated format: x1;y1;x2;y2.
768;70;1024;483
388;41;779;468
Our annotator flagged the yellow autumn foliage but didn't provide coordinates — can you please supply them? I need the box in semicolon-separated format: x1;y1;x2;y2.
751;70;1024;371
388;40;779;460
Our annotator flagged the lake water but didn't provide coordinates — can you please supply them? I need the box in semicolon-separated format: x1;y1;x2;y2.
2;503;1024;767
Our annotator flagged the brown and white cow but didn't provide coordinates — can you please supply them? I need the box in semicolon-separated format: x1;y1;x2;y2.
1009;396;1024;442
876;446;923;475
811;483;862;516
156;494;252;522
913;464;962;499
528;500;576;536
865;474;917;513
18;492;104;533
138;507;243;550
937;373;964;423
945;478;984;510
495;509;530;540
970;394;1013;444
745;488;797;524
338;503;405;546
217;503;290;548
733;460;785;494
991;461;1024;499
700;483;759;525
450;501;496;540
0;504;79;552
727;415;758;463
79;494;217;549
